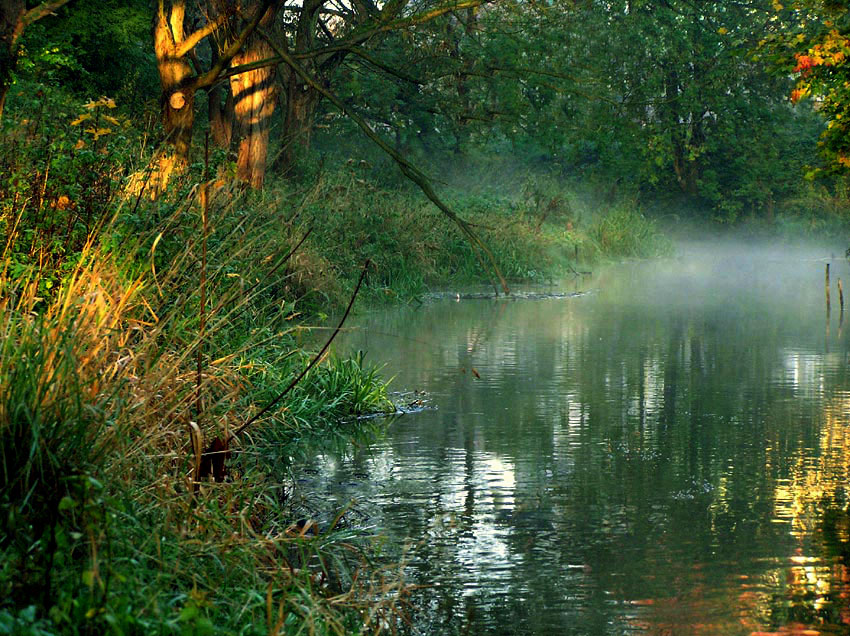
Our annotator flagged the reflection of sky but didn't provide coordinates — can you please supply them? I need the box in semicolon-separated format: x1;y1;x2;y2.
779;350;825;396
316;247;850;634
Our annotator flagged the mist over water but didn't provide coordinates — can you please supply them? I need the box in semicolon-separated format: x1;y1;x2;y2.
306;240;850;635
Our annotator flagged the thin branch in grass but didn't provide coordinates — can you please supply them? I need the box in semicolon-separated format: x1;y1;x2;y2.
196;133;211;422
232;259;371;440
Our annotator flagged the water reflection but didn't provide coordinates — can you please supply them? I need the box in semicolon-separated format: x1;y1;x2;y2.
301;246;850;634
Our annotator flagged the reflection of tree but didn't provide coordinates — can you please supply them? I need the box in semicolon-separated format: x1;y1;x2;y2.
326;260;850;634
743;395;850;633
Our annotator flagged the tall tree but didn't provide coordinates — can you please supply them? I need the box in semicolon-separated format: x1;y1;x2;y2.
151;0;272;188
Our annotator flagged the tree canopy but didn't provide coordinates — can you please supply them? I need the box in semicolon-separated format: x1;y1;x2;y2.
0;0;844;219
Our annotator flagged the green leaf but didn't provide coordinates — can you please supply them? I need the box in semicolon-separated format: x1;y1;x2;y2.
58;495;76;511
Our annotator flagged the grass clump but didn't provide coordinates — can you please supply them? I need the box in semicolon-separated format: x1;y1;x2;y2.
586;202;674;259
0;166;409;634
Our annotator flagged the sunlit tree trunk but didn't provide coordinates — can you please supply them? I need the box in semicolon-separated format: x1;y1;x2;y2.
153;0;195;187
230;42;276;188
229;3;277;188
0;0;72;121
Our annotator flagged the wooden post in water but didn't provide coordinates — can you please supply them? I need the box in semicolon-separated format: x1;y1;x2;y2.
839;278;845;312
826;263;831;315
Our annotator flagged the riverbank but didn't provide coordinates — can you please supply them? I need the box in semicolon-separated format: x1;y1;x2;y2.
0;154;673;633
242;166;674;311
0;107;844;633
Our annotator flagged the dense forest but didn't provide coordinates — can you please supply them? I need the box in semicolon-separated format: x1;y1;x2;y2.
2;0;850;633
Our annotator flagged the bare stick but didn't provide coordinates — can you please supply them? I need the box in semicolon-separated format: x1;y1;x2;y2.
826;263;831;315
231;259;371;440
195;133;210;420
839;278;844;313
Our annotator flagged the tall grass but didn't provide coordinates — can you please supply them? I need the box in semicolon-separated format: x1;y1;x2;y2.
0;174;408;634
246;166;675;308
587;203;674;259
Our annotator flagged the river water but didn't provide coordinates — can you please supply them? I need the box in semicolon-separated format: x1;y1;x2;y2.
311;243;850;635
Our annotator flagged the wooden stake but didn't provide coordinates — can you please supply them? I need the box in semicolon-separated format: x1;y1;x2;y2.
826;263;831;314
839;278;844;313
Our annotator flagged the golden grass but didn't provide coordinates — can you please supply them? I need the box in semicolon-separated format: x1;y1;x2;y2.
0;193;412;632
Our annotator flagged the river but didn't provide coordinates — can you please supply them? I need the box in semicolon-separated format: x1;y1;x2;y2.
307;242;850;635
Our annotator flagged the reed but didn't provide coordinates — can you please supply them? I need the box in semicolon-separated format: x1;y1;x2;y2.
0;176;408;633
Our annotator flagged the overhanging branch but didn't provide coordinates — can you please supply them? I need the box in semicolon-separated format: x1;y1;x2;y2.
257;25;510;295
21;0;72;27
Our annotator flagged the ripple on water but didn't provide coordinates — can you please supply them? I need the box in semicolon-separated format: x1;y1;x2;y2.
315;251;850;634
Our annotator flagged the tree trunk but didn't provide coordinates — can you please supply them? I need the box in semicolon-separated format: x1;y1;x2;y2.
208;82;233;149
153;1;195;188
277;0;323;174
279;77;319;172
229;5;277;188
208;32;233;149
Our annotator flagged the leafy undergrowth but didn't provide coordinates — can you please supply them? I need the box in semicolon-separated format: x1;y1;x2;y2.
252;166;673;309
0;185;407;634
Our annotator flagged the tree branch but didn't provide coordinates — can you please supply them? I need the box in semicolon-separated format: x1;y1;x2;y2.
303;0;487;58
21;0;72;27
344;46;426;83
194;0;275;90
257;25;510;295
176;11;229;58
214;0;489;84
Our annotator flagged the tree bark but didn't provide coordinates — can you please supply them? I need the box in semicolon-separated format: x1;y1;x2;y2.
208;83;233;149
277;0;323;173
207;25;233;149
229;4;278;188
279;77;319;171
153;0;195;182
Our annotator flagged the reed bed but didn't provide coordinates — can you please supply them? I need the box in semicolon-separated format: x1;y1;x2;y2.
0;166;406;634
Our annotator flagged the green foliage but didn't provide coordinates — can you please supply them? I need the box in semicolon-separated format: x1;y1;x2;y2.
4;0;850;631
324;0;832;222
16;0;156;105
0;89;144;296
301;351;394;419
587;203;674;259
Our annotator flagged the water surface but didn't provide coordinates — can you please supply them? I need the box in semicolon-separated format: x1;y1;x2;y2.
310;243;850;635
